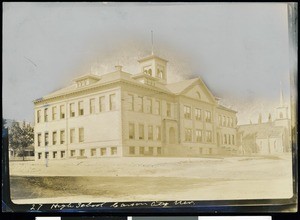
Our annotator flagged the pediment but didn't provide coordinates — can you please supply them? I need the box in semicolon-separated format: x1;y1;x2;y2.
182;80;216;104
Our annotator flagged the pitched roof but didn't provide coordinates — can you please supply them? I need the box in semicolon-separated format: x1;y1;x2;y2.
166;78;199;94
217;104;238;113
238;122;285;139
34;70;173;103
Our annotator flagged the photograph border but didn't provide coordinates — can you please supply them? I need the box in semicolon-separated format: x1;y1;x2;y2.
2;2;298;214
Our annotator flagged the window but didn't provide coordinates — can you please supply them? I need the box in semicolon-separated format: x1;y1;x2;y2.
206;131;212;143
52;131;57;145
205;111;212;123
128;94;134;111
52;106;57;120
109;94;116;111
227;117;230;127
37;110;41;123
232;135;235;145
91;148;97;156
60;105;65;119
45;132;49;146
154;100;160;115
38;153;42;159
137;96;143;112
60;130;65;144
78;101;84;116
129;146;135;155
79;128;84;142
195;108;201;120
70;129;75;144
37;133;42;146
228;134;231;145
61;151;65;158
70;150;76;157
223;116;226;126
231;118;234;127
139;124;144;140
224;134;227;144
139;147;145;155
184;106;191;119
101;148;107;156
156;126;161;141
129;123;135;139
228;118;232;127
280;112;283;119
99;96;105;112
53;151;57;159
111;147;117;155
148;125;153;140
196;129;202;142
167;103;171;117
185;128;192;142
45;152;49;159
44;108;49;122
80;149;85;156
146;98;152;113
157;147;162;155
218;115;222;126
149;147;154;155
90;98;95;114
70;103;75;117
156;68;163;78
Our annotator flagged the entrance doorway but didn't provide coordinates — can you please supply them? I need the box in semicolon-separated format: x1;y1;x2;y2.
169;127;175;144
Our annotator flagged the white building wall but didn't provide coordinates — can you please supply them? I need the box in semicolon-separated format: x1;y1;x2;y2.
34;87;122;160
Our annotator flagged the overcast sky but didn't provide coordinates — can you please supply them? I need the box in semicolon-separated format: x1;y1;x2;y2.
3;2;292;124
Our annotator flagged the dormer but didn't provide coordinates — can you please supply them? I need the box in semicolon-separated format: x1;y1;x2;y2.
74;74;101;88
138;54;168;84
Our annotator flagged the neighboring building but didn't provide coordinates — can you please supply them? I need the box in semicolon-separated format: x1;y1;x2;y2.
33;53;238;160
9;145;34;159
237;89;291;155
7;120;35;160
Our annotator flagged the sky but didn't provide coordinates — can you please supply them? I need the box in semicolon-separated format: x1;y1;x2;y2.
3;2;292;124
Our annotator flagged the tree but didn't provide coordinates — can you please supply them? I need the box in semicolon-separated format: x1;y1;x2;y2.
8;121;34;161
2;118;7;130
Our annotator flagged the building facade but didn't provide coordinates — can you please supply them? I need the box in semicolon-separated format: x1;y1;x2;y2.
34;54;238;160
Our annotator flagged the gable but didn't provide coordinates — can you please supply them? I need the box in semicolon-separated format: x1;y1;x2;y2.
182;82;216;104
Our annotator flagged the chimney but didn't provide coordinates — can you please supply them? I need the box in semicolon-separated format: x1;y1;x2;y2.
115;65;123;71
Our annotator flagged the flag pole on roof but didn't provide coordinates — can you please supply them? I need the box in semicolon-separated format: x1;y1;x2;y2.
151;30;154;55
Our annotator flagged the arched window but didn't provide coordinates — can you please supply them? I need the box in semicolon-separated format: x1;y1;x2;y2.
148;69;152;76
156;69;160;78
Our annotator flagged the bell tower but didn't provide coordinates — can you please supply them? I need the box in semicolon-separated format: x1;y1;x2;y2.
274;82;290;128
134;31;168;85
137;54;168;84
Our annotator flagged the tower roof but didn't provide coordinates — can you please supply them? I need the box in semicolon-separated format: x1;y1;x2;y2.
280;81;284;107
137;54;168;63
